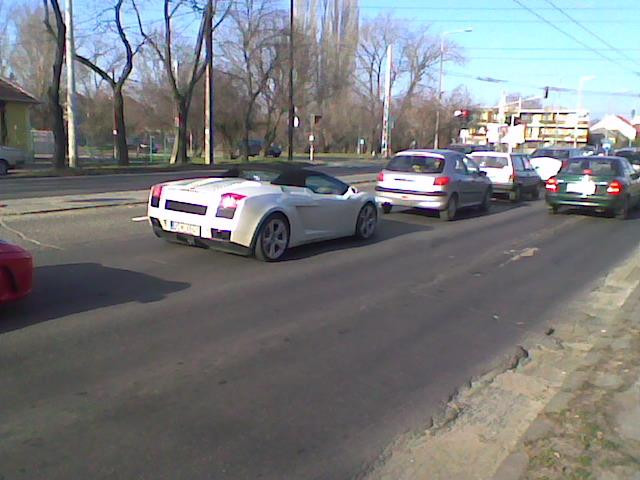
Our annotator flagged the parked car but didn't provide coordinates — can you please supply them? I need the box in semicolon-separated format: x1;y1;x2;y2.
530;147;587;181
375;149;492;221
231;140;282;159
0;240;33;303
447;143;494;155
0;145;28;176
470;151;541;202
545;156;640;219
614;148;640;172
147;164;377;261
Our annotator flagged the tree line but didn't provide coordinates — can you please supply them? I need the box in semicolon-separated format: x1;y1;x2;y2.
0;0;474;167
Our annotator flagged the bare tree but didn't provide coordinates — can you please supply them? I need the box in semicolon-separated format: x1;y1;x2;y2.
134;0;230;164
75;0;143;165
43;0;67;169
221;0;285;160
0;0;11;77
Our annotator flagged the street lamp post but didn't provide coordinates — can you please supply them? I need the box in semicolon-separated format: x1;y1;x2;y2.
287;0;294;161
433;28;472;149
574;75;595;148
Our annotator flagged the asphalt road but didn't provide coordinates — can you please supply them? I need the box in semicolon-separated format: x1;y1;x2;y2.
0;164;383;200
2;194;640;479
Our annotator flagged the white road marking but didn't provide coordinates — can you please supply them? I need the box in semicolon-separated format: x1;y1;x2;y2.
500;247;539;267
131;216;149;222
0;219;63;250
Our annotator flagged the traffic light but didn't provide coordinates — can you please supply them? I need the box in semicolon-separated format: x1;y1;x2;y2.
454;109;472;127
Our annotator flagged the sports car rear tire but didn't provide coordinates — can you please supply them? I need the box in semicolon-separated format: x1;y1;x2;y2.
254;213;290;262
355;203;377;239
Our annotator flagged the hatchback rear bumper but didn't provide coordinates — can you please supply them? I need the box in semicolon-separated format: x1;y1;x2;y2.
375;187;449;210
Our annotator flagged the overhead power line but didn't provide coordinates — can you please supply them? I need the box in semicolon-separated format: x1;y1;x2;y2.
446;70;640;98
511;0;640;77
542;0;640;71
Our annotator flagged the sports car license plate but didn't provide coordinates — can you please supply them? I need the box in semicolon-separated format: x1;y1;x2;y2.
169;221;201;236
567;182;596;195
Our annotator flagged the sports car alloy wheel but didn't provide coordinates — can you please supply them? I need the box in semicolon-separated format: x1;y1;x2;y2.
256;216;289;261
356;203;377;239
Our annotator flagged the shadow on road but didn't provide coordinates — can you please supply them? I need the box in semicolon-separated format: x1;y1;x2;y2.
388;198;536;222
0;263;189;334
284;217;431;260
555;205;640;221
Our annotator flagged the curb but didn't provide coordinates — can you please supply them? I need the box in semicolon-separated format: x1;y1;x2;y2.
1;179;377;217
8;161;337;179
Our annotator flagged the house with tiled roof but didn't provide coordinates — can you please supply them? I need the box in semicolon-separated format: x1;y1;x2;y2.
0;76;39;158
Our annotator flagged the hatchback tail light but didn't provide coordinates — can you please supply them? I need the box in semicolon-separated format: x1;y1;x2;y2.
583;168;593;175
377;172;384;182
150;184;164;207
434;176;450;186
607;180;623;195
216;193;246;218
546;177;559;192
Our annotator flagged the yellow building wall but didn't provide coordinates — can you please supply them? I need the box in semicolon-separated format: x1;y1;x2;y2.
4;102;33;155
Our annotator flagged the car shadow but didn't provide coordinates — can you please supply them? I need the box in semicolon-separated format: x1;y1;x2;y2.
557;206;640;221
389;198;534;222
283;217;432;261
0;263;190;334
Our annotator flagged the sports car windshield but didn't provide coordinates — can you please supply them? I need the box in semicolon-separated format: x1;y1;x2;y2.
386;155;445;173
235;169;282;182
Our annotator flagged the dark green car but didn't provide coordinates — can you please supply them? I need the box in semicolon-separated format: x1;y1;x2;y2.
545;156;640;219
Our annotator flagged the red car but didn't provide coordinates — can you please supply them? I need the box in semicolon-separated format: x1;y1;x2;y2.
0;240;33;303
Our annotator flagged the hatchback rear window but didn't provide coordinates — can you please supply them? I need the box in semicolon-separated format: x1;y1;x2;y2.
561;158;621;176
531;149;570;159
474;155;509;168
386;155;445;173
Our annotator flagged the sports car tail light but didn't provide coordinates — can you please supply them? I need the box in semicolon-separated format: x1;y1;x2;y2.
433;176;450;186
150;184;164;207
607;180;623;195
377;172;384;182
216;193;246;219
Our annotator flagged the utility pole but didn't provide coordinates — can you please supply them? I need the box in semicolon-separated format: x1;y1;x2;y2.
434;28;472;149
574;75;595;148
204;0;214;165
65;0;78;168
287;0;294;161
380;45;392;158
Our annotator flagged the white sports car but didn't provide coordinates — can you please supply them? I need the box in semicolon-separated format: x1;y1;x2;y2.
147;164;378;261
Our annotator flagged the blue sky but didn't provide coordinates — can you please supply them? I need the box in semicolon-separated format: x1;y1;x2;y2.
356;0;640;119
9;0;640;120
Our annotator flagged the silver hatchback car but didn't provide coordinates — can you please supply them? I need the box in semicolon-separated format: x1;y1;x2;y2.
375;149;493;221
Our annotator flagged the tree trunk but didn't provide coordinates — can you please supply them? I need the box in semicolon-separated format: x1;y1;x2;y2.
114;87;129;166
171;99;189;164
49;43;66;169
243;111;251;162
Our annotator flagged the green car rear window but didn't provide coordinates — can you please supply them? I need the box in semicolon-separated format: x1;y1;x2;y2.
387;155;445;173
561;158;621;176
474;156;508;168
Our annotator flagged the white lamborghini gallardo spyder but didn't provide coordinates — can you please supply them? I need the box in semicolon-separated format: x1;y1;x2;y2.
147;164;378;261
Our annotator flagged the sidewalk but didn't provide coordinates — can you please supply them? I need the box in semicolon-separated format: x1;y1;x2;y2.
0;173;377;216
363;246;640;480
